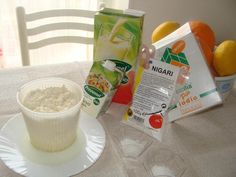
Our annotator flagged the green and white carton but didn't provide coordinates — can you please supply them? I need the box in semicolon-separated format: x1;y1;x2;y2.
152;23;222;122
93;8;144;104
81;60;123;118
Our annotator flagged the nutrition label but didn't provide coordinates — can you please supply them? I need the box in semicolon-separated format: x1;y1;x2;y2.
124;59;180;140
132;59;180;116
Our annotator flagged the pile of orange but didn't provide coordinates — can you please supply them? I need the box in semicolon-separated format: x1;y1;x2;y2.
151;20;236;77
189;21;215;67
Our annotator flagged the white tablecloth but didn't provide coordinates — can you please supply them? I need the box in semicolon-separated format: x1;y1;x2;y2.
0;62;236;177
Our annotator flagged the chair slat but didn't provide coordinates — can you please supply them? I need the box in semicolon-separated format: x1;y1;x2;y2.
27;22;94;35
16;6;96;66
26;9;96;21
28;36;94;49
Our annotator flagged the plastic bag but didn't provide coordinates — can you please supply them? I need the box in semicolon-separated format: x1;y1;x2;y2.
123;45;181;141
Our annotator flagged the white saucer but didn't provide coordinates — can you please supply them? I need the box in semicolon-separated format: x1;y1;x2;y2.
0;111;106;177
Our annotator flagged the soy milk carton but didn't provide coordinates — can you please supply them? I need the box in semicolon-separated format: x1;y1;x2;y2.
152;23;222;122
82;60;123;118
94;8;144;105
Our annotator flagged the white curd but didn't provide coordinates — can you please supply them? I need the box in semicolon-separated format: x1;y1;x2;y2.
23;85;77;113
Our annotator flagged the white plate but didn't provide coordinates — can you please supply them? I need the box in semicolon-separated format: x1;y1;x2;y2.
0;111;106;177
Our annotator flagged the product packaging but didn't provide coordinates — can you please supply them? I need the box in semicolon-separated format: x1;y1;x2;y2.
123;58;180;141
94;8;144;105
152;23;222;122
81;60;123;118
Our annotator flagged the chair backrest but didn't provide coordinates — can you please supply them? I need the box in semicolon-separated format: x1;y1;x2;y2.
16;6;96;66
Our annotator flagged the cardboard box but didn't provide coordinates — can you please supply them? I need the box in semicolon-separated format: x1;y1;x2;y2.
152;23;222;122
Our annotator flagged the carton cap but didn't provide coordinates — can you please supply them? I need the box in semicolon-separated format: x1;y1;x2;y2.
124;9;145;17
99;8;144;18
103;60;116;71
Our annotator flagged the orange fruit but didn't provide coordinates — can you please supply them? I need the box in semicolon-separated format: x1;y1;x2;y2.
151;21;180;43
198;39;214;66
213;40;236;76
189;20;215;51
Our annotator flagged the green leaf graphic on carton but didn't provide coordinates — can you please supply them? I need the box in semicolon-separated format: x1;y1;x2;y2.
84;85;105;98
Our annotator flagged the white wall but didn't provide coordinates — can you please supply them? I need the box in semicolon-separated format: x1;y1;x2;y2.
129;0;236;46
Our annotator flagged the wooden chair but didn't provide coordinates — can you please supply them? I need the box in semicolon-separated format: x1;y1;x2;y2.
16;6;96;66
